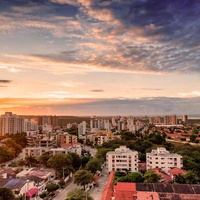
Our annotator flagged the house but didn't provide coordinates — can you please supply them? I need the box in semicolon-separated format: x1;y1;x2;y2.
149;168;172;183
168;167;186;180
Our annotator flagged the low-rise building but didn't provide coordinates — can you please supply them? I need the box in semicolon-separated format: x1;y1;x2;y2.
106;146;138;172
56;132;77;147
146;147;183;173
23;145;81;159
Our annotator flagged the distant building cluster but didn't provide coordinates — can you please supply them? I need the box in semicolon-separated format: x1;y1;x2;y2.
149;115;188;125
0;112;38;136
90;116;144;132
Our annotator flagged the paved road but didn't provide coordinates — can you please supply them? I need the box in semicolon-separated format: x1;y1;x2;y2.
90;165;109;200
166;139;200;146
1;152;24;167
53;181;79;200
84;145;97;157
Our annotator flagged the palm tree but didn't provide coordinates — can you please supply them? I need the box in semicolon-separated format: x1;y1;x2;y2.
25;155;38;167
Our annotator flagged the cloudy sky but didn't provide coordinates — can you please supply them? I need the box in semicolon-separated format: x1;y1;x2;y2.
0;0;200;116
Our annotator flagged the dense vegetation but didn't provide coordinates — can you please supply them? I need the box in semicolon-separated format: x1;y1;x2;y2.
0;133;27;164
96;130;200;181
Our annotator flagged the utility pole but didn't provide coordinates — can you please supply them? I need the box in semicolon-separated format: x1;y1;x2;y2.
63;168;65;180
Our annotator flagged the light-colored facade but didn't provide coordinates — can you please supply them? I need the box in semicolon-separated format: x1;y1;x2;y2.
27;135;55;147
106;146;138;172
86;130;120;146
78;121;86;136
146;147;183;173
0;112;24;136
24;119;38;132
23;146;82;159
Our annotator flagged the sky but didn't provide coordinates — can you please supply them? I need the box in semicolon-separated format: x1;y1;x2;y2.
0;0;200;116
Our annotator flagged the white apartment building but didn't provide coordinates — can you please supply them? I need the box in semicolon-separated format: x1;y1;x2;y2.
24;118;38;132
106;146;138;172
146;147;183;173
0;112;24;136
78;121;86;136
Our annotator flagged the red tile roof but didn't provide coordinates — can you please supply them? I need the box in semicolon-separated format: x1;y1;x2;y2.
101;171;115;200
149;168;172;183
114;183;137;200
137;191;160;200
168;167;186;177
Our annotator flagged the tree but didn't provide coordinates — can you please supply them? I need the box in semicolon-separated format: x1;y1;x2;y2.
58;180;65;188
85;158;101;174
2;138;22;156
144;171;161;183
39;191;48;199
184;170;198;184
48;154;73;177
45;183;59;193
24;155;39;167
96;148;111;161
39;152;52;167
68;152;82;171
66;188;94;200
173;174;186;184
114;172;144;184
74;170;93;190
190;134;197;143
0;146;12;163
0;187;15;200
81;156;91;168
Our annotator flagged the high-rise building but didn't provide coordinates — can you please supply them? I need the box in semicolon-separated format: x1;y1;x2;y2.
24;119;38;132
169;115;177;125
0;112;24;136
164;116;170;125
78;121;87;136
182;115;188;123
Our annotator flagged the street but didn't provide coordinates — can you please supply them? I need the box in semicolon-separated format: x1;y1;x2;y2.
53;181;78;200
90;165;109;200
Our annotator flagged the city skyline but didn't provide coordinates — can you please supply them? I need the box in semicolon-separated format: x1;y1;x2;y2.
0;0;200;115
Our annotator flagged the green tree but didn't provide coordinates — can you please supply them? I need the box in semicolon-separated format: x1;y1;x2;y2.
66;188;94;200
114;172;144;184
96;148;111;162
24;155;39;167
0;187;15;200
39;152;52;167
74;170;93;190
144;171;161;183
68;152;82;171
184;170;198;184
39;191;48;199
81;156;91;168
58;180;65;188
48;154;73;177
85;158;101;174
190;134;197;143
45;183;59;193
2;138;22;156
0;146;13;163
173;174;186;184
